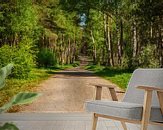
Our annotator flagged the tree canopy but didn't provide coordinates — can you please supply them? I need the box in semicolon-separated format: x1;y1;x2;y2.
0;0;162;77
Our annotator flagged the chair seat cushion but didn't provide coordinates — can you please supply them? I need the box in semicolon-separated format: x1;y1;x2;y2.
85;100;163;122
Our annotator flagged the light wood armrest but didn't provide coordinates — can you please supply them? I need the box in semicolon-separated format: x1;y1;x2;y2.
137;86;163;92
89;83;124;93
90;83;118;101
157;92;163;114
89;83;116;89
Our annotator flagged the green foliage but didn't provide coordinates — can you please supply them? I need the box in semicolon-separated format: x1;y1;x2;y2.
0;64;41;113
0;0;40;79
0;0;162;76
0;46;13;67
0;123;19;130
0;64;14;89
138;45;159;68
11;92;41;106
0;0;40;42
0;43;35;79
37;48;57;68
0;68;52;108
72;61;80;67
0;64;42;130
0;92;41;113
12;41;35;79
124;45;160;69
0;65;76;109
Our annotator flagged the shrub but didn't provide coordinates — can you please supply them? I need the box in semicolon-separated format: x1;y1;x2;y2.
0;42;35;79
12;42;35;78
139;45;159;68
122;45;159;69
0;45;13;67
37;48;57;68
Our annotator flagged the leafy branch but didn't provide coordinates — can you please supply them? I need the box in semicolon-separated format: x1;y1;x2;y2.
0;64;41;130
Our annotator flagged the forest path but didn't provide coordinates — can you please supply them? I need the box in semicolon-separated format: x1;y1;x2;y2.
20;58;124;113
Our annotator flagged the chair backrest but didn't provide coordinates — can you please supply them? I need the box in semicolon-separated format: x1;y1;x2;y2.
123;68;163;107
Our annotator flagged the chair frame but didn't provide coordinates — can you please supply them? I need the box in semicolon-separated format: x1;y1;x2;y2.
90;83;163;130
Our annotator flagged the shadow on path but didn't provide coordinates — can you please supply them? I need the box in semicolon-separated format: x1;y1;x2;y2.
51;71;95;77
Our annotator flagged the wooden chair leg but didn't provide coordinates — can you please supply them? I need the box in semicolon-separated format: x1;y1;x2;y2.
108;88;118;101
92;86;101;130
92;113;98;130
121;121;127;130
157;91;163;114
141;90;152;130
95;86;102;100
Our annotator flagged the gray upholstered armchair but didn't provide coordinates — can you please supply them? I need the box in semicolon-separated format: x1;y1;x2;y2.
85;69;163;130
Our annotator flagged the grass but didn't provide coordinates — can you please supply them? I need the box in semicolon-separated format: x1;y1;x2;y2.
86;65;133;90
0;64;74;110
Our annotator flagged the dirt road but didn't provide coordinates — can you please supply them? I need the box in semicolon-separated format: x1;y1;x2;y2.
20;66;124;113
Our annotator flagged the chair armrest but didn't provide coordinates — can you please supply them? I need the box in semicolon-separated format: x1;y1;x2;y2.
89;83;125;93
137;86;163;92
90;83;118;101
89;83;116;89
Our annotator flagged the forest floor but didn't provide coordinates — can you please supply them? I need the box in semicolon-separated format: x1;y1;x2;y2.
19;58;124;113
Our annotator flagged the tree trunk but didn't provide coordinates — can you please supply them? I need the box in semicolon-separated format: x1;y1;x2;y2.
102;47;106;65
109;30;114;66
133;21;138;58
117;19;123;65
66;38;71;64
104;13;111;66
90;30;97;64
71;33;76;63
61;34;64;64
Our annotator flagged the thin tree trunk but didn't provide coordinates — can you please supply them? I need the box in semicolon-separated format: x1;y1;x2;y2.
61;34;64;64
109;30;114;66
107;14;114;66
133;21;138;58
71;33;76;63
102;47;106;65
90;30;97;64
150;21;153;39
104;13;111;66
67;38;71;64
117;19;123;65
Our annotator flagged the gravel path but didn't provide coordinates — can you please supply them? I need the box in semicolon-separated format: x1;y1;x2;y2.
20;66;124;113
